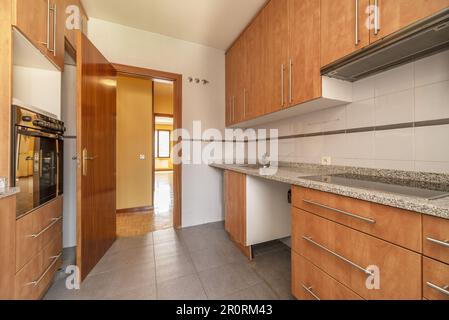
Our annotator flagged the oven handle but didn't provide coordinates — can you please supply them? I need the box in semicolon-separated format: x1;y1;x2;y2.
17;127;59;139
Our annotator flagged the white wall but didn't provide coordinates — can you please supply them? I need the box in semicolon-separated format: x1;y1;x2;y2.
61;64;77;248
87;18;226;227
13;66;62;119
255;50;449;174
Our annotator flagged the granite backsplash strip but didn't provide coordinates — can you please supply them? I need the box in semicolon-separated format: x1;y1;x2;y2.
210;162;449;220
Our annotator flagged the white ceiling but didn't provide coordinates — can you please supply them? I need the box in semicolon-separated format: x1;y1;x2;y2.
81;0;267;50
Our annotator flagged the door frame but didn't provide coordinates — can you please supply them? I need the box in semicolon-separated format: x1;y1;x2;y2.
113;64;182;229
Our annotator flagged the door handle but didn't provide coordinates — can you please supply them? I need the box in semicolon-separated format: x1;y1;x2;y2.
82;148;97;176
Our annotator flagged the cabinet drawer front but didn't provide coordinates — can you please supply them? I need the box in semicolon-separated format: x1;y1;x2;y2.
15;235;63;300
424;257;449;300
292;208;422;300
292;252;362;300
423;215;449;265
16;197;63;272
292;187;422;252
15;249;45;300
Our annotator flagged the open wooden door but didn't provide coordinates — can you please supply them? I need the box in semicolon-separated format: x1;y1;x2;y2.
76;32;117;281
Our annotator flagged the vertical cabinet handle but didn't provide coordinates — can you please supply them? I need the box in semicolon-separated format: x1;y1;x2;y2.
232;96;235;122
281;64;285;107
374;0;380;35
289;59;293;104
53;3;57;56
243;89;247;119
355;0;359;45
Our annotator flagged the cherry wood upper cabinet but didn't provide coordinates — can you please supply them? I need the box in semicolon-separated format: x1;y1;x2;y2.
289;0;322;106
13;0;65;70
265;0;289;114
246;9;267;120
370;0;449;43
321;0;370;67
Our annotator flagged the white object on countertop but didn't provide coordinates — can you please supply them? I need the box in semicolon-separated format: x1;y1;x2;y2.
0;177;7;193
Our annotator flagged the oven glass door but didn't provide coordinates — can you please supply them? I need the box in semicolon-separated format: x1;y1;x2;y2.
15;131;58;217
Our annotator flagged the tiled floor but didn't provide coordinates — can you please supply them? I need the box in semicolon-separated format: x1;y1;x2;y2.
116;171;174;237
44;222;293;300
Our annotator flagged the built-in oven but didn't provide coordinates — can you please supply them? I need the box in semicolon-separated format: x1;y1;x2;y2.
12;105;65;218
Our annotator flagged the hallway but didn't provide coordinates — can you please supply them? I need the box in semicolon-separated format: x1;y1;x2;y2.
116;171;174;237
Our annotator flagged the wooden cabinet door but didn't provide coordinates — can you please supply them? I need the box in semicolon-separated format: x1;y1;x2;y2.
246;10;267;120
225;51;233;127
321;0;370;67
224;171;246;246
265;0;289;114
288;0;322;107
13;0;48;52
370;0;449;43
232;35;248;124
49;0;65;69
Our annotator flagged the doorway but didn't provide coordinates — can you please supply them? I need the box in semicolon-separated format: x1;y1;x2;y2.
114;64;182;237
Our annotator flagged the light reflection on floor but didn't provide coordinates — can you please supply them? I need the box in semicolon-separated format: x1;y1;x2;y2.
116;171;173;237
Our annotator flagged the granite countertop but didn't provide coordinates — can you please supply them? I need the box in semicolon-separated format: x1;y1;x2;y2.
210;163;449;220
0;187;20;200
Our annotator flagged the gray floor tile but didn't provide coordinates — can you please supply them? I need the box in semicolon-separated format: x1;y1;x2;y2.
108;234;154;253
154;239;189;259
156;253;197;283
153;228;181;244
220;283;278;300
157;274;207;300
198;262;263;299
108;284;157;300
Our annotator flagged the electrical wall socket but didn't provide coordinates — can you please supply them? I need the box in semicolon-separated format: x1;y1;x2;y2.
321;156;332;166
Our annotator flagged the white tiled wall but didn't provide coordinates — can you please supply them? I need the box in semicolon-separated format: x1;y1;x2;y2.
254;50;449;174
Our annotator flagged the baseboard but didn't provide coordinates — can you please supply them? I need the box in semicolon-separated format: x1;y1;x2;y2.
116;206;154;214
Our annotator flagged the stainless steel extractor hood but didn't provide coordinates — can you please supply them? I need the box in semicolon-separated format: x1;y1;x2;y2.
321;8;449;82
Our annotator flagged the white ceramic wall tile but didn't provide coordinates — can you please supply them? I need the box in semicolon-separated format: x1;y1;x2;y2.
375;89;414;126
415;80;449;122
278;139;296;162
345;132;374;159
415;125;449;162
374;128;414;160
415;50;449;87
341;158;376;169
321;105;347;132
373;63;415;97
346;99;375;129
323;134;347;159
415;161;449;174
353;77;376;102
296;136;323;164
372;159;415;172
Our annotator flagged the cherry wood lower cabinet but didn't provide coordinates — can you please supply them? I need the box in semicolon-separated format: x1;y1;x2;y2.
292;186;422;252
15;197;63;300
423;214;449;265
423;257;449;300
224;170;252;259
292;252;362;300
0;197;16;299
292;208;422;300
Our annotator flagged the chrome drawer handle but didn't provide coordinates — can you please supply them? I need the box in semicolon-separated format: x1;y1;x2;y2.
26;252;62;287
427;282;449;296
303;199;376;224
301;284;321;301
27;216;62;239
426;237;449;249
303;236;374;276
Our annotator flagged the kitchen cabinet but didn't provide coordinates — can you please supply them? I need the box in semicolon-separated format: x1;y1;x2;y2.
245;10;266;120
224;171;291;259
0;196;16;299
264;0;288;114
321;0;370;67
224;170;250;257
225;0;352;126
292;208;422;300
13;0;65;70
288;0;322;106
370;0;449;43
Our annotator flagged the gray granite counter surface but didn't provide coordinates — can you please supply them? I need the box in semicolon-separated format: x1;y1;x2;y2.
0;187;20;200
210;163;449;220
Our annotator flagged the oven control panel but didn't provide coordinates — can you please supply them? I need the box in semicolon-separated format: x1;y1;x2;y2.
14;105;66;135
